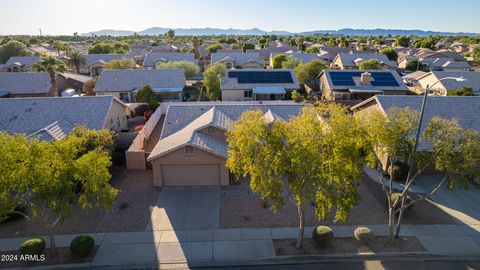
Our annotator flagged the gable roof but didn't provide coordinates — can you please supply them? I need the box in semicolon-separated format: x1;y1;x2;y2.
271;52;322;63
58;73;93;83
147;102;304;160
320;70;408;91
334;53;397;68
84;54;132;67
221;69;300;90
0;72;51;95
4;56;41;68
94;69;186;92
0;96;126;141
211;52;264;66
142;53;196;67
421;58;470;69
417;71;480;92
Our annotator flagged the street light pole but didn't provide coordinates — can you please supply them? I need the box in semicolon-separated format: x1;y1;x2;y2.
394;76;466;238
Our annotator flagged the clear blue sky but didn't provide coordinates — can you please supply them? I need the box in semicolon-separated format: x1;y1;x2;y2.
1;0;479;35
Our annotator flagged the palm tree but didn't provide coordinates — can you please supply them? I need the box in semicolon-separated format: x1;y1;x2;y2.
166;29;175;52
33;56;67;97
52;41;64;56
66;51;86;74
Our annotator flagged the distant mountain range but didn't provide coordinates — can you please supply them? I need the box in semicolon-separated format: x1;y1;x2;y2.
82;27;478;37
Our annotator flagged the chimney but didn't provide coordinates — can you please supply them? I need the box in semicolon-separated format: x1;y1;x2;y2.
360;72;372;86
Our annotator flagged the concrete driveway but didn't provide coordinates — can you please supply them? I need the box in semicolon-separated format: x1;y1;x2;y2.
146;186;220;231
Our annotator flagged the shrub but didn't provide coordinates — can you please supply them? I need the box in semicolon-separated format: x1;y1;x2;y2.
354;227;375;243
388;160;409;183
389;192;413;214
312;226;334;247
70;235;95;257
19;237;45;255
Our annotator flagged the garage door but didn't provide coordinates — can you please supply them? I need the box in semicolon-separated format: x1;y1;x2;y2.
162;164;220;186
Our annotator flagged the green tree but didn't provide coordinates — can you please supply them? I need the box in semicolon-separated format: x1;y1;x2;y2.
227;104;364;248
358;59;382;70
82;76;98;96
88;42;129;54
415;38;435;50
156;61;200;78
472;46;480;62
66;51;86;73
305;46;320;53
206;43;224;53
32;56;67;97
281;55;303;69
395;36;410;47
447;86;475;96
272;54;287;69
242;42;255;53
229;43;241;50
258;37;269;49
380;48;398;61
0;129;117;256
295;37;305;51
104;57;136;70
134;84;159;104
358;107;480;242
191;36;202;59
294;60;326;86
0;40;32;63
203;63;226;100
166;29;175;52
405;60;427;71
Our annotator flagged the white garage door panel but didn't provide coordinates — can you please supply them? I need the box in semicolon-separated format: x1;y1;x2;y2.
162;164;220;186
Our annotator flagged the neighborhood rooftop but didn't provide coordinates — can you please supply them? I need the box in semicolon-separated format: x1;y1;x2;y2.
143;53;196;68
220;69;300;90
84;53;133;66
0;72;51;96
0;96;124;140
93;68;186;92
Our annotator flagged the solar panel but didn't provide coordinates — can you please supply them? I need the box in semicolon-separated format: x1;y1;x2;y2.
228;71;294;84
329;71;400;87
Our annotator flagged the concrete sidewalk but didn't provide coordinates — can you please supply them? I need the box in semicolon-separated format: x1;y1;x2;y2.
1;224;479;267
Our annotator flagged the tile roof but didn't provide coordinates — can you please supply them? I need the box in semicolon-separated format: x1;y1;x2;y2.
94;69;186;92
147;102;304;160
421;58;470;69
355;95;480;151
0;96;124;140
0;72;51;95
84;54;132;67
142;53;196;68
4;56;41;67
419;71;480;92
335;53;397;68
211;52;264;66
59;73;93;83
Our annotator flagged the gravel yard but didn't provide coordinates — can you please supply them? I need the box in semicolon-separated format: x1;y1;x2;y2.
0;166;160;238
220;173;455;228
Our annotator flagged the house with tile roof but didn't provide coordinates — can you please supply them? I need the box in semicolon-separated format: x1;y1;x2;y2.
142;53;196;69
415;71;480;95
81;53;133;76
319;70;408;102
0;72;52;98
0;96;129;141
351;95;480;170
331;53;397;70
144;102;304;186
57;73;94;93
94;69;186;103
4;56;41;72
398;57;470;72
220;69;300;101
210;52;265;69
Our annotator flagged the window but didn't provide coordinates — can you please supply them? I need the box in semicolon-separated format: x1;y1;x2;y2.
207;126;216;134
244;90;252;98
119;93;130;102
184;146;195;155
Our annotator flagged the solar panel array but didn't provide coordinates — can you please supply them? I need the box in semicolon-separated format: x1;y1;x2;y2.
329;71;400;87
228;71;294;84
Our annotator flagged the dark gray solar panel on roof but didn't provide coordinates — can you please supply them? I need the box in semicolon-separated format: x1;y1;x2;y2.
228;71;294;84
329;71;400;87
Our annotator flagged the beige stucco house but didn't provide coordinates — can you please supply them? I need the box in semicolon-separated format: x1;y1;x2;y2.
138;102;304;187
211;52;265;69
331;53;397;70
81;54;133;76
